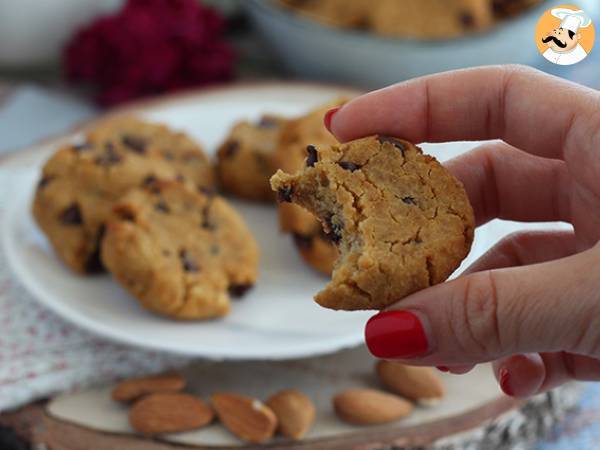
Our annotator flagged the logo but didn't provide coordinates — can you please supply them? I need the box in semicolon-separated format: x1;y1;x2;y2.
535;4;595;65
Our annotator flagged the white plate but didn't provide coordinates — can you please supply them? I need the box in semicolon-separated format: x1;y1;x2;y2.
0;83;572;360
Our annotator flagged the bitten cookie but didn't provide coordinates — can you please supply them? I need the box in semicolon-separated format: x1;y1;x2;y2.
216;115;286;202
101;181;259;320
271;135;474;310
274;100;346;275
32;118;214;273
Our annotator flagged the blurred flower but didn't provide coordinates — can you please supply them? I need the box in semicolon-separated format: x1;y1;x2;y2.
64;0;235;106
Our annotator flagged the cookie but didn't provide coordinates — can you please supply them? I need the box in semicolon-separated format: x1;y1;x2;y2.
216;115;286;202
32;118;214;273
101;181;259;320
491;0;543;18
87;116;215;190
271;135;474;310
369;0;493;38
277;0;370;28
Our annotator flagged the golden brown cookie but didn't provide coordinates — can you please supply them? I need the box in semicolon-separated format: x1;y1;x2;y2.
32;118;214;273
271;135;474;310
101;181;259;320
369;0;493;38
216;115;286;202
277;0;370;28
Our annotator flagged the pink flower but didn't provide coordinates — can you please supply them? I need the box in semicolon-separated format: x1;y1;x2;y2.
64;0;236;106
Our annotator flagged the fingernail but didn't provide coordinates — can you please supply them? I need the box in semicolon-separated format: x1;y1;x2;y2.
365;310;429;359
323;106;340;132
437;366;449;372
499;367;513;396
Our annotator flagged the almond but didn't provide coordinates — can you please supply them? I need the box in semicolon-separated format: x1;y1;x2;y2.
128;393;214;435
376;361;445;403
211;392;277;443
266;389;315;440
333;388;413;425
112;371;186;402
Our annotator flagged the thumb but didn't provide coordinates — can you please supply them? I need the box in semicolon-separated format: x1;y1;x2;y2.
364;245;600;366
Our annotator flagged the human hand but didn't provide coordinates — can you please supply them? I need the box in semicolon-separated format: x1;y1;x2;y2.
324;65;600;398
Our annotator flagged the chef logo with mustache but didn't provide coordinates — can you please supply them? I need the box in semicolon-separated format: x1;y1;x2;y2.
535;5;594;66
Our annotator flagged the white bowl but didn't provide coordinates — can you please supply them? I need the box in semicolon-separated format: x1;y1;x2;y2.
243;0;589;88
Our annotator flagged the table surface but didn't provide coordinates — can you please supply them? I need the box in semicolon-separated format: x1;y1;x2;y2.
0;9;599;449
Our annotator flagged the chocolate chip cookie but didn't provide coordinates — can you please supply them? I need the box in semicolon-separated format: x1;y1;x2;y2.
101;181;259;320
271;135;474;310
369;0;493;38
32;118;214;273
216;115;286;202
274;100;347;275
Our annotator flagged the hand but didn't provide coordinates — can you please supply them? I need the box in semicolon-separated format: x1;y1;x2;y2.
325;65;600;398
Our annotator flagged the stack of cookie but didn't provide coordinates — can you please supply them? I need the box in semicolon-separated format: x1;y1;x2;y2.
216;99;347;275
33;118;259;320
277;0;544;39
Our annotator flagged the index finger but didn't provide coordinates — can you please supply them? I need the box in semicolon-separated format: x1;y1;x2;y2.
329;65;600;161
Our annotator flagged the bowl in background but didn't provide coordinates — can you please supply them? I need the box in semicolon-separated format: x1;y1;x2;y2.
243;0;595;88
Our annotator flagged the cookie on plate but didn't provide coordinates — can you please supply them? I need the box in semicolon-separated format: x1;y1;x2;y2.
277;0;370;28
32;118;214;273
101;181;259;320
369;0;493;38
216;115;286;202
271;135;474;310
274;100;347;275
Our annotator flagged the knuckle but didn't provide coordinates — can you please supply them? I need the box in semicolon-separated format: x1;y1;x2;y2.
449;271;503;358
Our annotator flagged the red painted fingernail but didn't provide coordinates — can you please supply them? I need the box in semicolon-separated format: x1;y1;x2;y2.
499;367;513;396
365;310;429;359
437;366;449;372
323;106;340;132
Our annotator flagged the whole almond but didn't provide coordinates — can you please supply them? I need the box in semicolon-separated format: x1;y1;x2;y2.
112;371;186;402
376;361;445;403
333;388;413;425
266;389;315;440
129;393;214;435
211;392;277;443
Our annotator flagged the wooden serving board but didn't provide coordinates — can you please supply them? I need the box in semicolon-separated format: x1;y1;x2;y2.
38;346;582;450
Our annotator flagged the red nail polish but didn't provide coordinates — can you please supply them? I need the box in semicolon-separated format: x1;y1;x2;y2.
499;367;513;396
437;366;449;372
323;106;340;132
365;310;429;359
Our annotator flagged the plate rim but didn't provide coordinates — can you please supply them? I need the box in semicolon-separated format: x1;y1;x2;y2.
0;81;368;360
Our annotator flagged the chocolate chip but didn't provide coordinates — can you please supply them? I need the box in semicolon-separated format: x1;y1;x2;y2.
84;225;105;273
179;250;199;272
277;186;293;203
95;143;121;166
175;174;186;183
338;161;360;172
229;283;253;298
142;175;158;186
377;136;406;155
37;176;53;190
402;196;416;205
306;145;318;167
73;142;92;151
223;140;239;158
258;116;279;128
60;204;83;225
324;214;343;243
200;206;215;230
115;206;136;222
198;186;216;197
122;135;146;153
155;201;170;213
460;12;475;28
293;233;313;250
